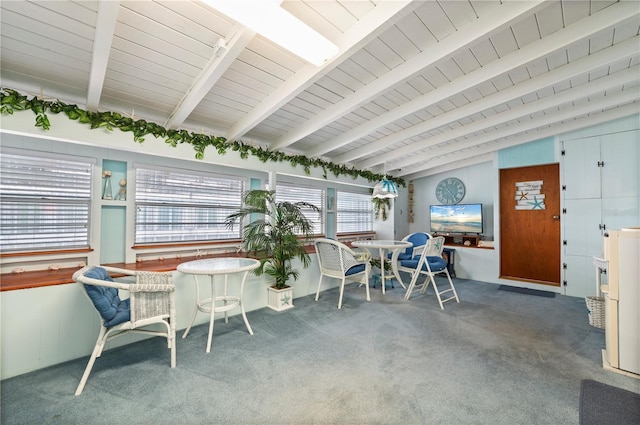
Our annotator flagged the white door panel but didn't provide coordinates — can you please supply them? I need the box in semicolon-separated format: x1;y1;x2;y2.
601;131;640;199
602;196;640;231
564;254;594;298
564;198;602;256
563;138;601;200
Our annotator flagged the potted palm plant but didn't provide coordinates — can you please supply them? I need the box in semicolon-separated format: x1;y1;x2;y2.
225;189;320;311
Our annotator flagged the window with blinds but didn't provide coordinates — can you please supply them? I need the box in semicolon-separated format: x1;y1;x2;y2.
276;184;324;235
135;166;244;244
336;190;373;234
0;151;93;252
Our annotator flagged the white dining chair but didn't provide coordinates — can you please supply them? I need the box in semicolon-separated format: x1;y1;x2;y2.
398;236;460;309
314;238;371;309
73;265;176;395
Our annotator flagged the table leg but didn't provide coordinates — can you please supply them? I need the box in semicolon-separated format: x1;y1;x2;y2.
223;275;229;324
182;275;201;339
379;247;386;294
392;262;406;289
239;270;254;335
205;275;217;353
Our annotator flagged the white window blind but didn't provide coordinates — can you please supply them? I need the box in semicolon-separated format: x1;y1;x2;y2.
276;184;324;235
337;190;373;233
135;167;244;244
0;151;92;252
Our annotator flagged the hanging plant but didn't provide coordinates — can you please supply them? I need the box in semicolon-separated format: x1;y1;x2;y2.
0;87;406;187
372;197;391;221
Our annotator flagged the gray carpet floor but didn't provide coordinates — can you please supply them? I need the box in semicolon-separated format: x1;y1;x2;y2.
2;279;639;425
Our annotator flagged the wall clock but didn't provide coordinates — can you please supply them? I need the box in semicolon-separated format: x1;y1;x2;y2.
435;177;466;204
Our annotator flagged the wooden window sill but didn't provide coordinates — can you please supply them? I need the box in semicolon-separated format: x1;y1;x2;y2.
0;246;318;292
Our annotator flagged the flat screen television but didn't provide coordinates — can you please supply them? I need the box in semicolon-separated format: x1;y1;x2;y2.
429;203;483;234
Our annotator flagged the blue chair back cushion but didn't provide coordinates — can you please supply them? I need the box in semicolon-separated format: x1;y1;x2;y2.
345;264;366;276
400;256;447;272
396;233;431;261
84;267;130;327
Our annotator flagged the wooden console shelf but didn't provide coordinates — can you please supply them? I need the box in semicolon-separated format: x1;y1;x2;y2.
435;234;480;247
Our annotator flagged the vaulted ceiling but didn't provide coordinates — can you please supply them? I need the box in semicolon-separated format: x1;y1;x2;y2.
1;0;638;181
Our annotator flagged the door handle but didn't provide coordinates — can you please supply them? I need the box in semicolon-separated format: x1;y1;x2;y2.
553;215;560;220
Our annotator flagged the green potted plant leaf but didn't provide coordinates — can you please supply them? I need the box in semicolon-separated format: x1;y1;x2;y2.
225;189;320;311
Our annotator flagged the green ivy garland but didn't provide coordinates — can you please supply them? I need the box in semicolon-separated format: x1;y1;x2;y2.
0;87;405;187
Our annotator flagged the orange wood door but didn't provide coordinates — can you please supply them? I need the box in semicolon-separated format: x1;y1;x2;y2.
500;163;561;286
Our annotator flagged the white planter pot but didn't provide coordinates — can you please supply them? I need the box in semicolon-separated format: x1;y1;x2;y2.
267;286;294;311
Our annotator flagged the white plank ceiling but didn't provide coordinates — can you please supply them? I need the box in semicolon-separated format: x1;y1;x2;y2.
1;0;639;181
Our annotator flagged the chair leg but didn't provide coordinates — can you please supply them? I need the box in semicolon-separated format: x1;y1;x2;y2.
75;326;108;396
430;275;445;309
169;333;176;369
432;270;459;309
364;274;371;301
448;272;459;303
404;272;420;300
338;278;346;309
168;322;176;368
315;275;324;301
418;275;431;294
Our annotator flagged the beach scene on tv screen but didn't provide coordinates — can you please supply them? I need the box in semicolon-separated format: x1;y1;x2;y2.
430;204;483;233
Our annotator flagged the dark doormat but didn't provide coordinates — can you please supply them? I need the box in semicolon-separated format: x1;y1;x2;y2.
498;285;556;298
580;379;640;425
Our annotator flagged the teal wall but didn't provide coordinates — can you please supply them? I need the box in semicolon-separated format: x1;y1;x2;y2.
498;137;555;168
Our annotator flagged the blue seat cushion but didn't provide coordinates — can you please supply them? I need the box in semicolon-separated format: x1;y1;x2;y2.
345;264;366;276
84;267;130;327
400;256;447;272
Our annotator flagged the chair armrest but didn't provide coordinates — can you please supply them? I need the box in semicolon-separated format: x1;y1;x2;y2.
128;284;175;293
73;266;131;291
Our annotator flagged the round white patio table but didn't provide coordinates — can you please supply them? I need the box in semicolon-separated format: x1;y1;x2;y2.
351;240;412;294
177;257;260;353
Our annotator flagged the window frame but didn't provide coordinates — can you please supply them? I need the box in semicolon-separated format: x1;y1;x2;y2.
134;164;246;246
275;183;325;236
0;148;94;254
336;189;374;235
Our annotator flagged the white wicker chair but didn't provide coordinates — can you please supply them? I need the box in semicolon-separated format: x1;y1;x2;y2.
399;236;460;309
314;238;371;309
73;265;176;395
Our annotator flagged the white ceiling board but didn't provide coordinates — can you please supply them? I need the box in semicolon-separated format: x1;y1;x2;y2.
1;0;637;181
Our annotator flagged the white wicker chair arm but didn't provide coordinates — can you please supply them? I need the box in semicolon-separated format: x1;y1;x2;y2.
128;284;175;293
73;266;131;291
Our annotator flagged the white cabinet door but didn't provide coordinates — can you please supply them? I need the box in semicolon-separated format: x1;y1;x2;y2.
563;137;601;200
601;131;639;199
561;119;639;298
563;198;602;257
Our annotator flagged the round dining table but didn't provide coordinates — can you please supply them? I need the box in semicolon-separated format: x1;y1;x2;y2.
351;240;412;294
177;257;260;353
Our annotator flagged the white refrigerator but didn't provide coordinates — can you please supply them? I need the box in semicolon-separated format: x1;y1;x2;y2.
602;228;640;376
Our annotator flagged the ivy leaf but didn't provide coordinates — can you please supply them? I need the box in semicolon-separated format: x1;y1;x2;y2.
49;102;63;114
35;113;51;130
78;110;91;124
